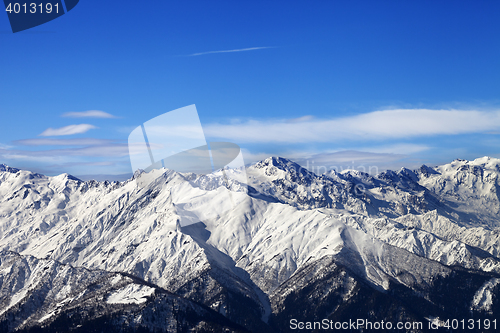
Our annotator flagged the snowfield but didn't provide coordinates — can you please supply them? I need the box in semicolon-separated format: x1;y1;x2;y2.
0;156;499;332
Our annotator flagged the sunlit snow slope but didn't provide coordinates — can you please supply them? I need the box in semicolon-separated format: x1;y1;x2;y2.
1;157;500;332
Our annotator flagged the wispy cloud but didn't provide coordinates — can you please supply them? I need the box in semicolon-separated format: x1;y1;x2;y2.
40;124;97;137
15;138;115;146
0;137;132;176
204;109;500;143
286;115;315;123
187;46;274;57
0;152;63;163
359;143;431;155
3;131;131;176
50;161;117;168
0;145;129;159
62;110;118;118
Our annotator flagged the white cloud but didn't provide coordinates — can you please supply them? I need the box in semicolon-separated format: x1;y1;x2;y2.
187;46;274;57
40;124;97;137
49;161;116;168
204;109;500;143
1;146;127;158
54;145;130;157
286;115;315;123
297;150;406;165
15;138;115;146
62;110;117;118
359;143;431;155
238;149;275;165
0;153;63;163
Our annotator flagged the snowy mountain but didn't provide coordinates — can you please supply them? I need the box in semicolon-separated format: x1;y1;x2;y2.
1;157;500;332
0;251;247;332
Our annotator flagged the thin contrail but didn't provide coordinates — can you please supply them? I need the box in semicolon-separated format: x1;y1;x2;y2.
187;46;274;57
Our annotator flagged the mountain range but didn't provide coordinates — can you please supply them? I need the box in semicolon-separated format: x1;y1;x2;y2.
0;157;499;332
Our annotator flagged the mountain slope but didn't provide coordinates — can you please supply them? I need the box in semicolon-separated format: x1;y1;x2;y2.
0;251;248;332
0;157;500;332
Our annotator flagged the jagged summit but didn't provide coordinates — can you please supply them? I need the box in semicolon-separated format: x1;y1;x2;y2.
4;156;500;184
253;156;307;173
0;164;19;173
445;156;500;170
1;156;500;331
253;156;500;183
0;164;97;184
52;173;82;182
133;168;145;179
416;164;440;177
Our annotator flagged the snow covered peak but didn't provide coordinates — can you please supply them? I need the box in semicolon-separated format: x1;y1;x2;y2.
0;164;19;173
254;156;303;172
441;156;500;171
397;167;419;182
133;169;145;179
472;156;500;169
52;173;82;182
415;164;440;178
251;156;315;183
430;157;500;181
2;156;500;331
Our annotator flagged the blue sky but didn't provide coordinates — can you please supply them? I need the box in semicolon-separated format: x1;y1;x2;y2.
1;1;500;178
